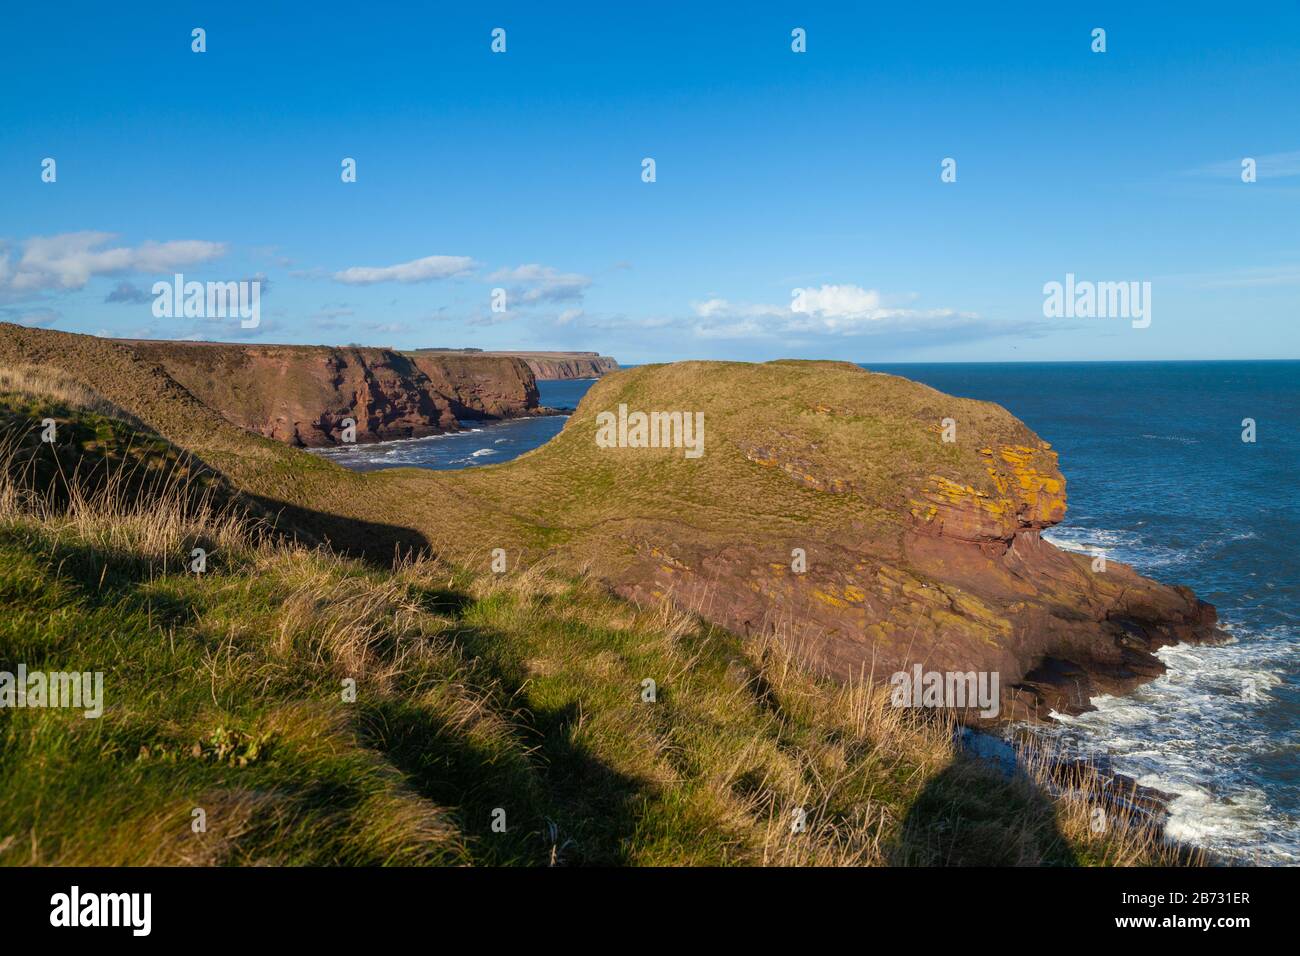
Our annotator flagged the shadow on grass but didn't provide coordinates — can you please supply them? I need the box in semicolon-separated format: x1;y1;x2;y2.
887;755;1080;866
246;493;432;564
407;584;474;619
360;611;652;866
360;693;648;866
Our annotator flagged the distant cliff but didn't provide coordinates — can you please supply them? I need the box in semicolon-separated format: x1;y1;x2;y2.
410;349;618;380
127;340;540;447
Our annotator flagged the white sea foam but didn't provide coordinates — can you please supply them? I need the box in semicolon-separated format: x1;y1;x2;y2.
1028;626;1297;862
1044;526;1184;568
1028;524;1297;864
1044;524;1259;572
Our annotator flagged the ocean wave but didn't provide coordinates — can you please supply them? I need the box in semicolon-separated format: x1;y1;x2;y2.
1043;526;1184;568
1024;612;1298;864
1044;524;1261;573
1026;519;1297;862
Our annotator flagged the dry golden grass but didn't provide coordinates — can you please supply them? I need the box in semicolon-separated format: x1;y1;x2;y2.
0;364;142;425
0;428;249;575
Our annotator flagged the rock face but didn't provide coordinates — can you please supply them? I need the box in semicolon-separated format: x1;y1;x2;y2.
518;353;619;380
459;361;1226;727
127;340;540;447
411;349;618;380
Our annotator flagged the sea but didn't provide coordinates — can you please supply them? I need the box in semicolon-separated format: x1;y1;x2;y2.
313;362;1299;864
310;378;594;472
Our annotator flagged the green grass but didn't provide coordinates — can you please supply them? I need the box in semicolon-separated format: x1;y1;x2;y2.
0;376;1198;867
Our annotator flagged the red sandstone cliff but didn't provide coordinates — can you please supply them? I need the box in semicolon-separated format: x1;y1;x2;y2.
127;341;541;447
508;362;1226;726
409;349;618;380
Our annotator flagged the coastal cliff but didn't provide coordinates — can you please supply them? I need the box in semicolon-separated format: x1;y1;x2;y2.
409;349;618;380
0;326;1223;727
125;340;540;447
4;341;1204;867
436;360;1225;725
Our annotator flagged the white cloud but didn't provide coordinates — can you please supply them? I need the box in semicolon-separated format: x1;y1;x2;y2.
333;255;477;285
689;284;976;337
488;264;591;303
793;284;884;317
2;232;227;293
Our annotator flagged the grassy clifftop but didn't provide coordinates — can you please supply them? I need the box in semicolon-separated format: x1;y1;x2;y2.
0;324;1220;725
434;357;1048;543
0;360;1193;866
0;326;1046;552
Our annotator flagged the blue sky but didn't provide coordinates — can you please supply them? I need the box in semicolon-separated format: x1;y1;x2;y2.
2;1;1298;363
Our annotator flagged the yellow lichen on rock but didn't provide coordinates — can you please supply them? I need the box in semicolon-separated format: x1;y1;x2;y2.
813;582;868;608
992;444;1066;523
